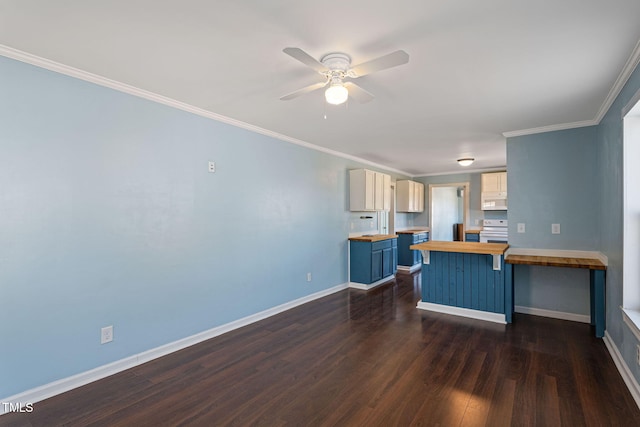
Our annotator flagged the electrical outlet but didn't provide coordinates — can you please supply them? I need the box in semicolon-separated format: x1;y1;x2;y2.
101;326;113;344
307;273;312;282
475;219;480;226
552;223;561;234
517;223;526;233
208;161;216;173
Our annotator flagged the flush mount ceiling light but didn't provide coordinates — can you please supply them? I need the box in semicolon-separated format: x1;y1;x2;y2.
457;158;475;167
325;79;349;105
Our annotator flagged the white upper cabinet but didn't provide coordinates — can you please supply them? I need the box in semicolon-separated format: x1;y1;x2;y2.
396;180;425;212
350;169;391;211
481;171;507;210
481;172;507;194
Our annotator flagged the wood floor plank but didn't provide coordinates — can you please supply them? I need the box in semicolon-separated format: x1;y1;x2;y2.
2;272;640;426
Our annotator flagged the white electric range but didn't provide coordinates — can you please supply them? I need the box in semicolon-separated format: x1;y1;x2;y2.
479;219;508;243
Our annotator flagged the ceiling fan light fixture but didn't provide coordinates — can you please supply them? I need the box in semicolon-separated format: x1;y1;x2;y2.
457;158;474;167
325;83;349;105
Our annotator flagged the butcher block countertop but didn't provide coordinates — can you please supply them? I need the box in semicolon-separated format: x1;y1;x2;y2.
410;241;509;255
465;229;481;234
505;254;606;270
349;234;398;242
396;228;430;234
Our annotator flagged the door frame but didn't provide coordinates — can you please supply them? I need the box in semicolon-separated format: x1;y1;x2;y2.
428;182;470;241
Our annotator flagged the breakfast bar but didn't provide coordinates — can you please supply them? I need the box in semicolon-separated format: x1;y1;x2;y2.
410;241;512;324
505;253;607;337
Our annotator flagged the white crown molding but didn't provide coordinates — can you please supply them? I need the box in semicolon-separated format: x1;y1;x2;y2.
597;37;640;123
0;44;412;178
504;38;640;139
502;119;597;138
0;282;349;415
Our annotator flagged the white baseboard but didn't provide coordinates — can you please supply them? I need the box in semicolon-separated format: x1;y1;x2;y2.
0;282;349;415
514;305;591;324
396;264;421;274
603;331;640;409
416;301;506;324
349;275;395;291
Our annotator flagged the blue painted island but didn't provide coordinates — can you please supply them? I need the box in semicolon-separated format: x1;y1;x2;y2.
410;241;512;324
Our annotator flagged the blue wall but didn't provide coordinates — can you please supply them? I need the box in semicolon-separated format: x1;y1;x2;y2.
0;55;408;398
506;127;598;316
507;127;599;250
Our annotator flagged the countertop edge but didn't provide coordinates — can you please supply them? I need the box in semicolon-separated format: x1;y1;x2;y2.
349;234;398;242
410;241;509;255
396;229;430;234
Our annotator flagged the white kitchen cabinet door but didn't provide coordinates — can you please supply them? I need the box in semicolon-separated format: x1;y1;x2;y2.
482;172;507;193
415;182;425;212
396;180;424;212
374;172;385;210
383;173;391;211
349;169;391;211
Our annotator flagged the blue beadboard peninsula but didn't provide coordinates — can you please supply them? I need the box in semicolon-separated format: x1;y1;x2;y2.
410;241;512;324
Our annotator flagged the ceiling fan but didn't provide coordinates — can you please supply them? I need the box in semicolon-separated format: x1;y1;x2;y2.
280;47;410;105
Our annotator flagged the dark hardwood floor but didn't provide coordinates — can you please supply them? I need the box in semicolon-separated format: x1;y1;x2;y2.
2;272;639;426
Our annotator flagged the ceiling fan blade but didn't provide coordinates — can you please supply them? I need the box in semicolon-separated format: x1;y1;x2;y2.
349;50;409;77
344;82;375;103
283;47;327;73
280;81;328;101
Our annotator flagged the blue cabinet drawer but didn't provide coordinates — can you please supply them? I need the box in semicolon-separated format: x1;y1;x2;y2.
372;239;392;251
465;233;480;242
412;232;429;243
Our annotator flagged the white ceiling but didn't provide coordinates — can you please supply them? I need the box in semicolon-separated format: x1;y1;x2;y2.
1;0;639;176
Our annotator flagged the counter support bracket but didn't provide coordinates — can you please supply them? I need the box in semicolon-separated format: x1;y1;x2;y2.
493;254;502;271
421;250;430;265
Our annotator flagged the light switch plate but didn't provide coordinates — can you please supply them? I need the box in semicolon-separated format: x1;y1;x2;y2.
552;223;561;234
517;223;526;233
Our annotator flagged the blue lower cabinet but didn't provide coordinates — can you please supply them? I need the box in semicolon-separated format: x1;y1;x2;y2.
421;251;510;319
350;238;398;285
465;233;480;242
398;232;428;267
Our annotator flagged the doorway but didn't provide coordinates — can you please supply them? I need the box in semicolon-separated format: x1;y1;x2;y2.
429;182;469;241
